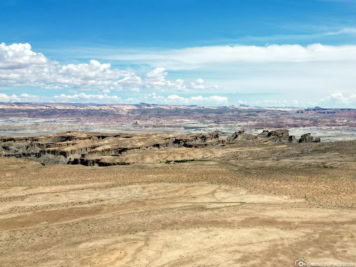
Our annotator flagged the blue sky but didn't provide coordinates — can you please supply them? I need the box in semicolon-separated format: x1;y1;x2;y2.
1;0;356;107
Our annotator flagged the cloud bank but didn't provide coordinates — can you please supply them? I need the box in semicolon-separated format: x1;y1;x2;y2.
2;42;356;107
0;92;228;106
85;43;356;107
104;43;356;69
0;42;214;92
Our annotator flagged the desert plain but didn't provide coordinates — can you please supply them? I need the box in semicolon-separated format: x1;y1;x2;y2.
0;128;355;267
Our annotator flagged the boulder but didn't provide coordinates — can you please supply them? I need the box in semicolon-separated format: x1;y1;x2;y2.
288;135;297;143
265;129;290;143
299;133;314;143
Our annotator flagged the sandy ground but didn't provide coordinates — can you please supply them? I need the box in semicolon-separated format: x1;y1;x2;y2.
0;145;356;266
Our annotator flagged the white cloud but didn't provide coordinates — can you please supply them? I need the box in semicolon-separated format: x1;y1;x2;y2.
103;43;356;70
144;68;216;92
3;42;356;107
6;91;356;108
0;44;141;91
0;93;20;102
0;93;41;102
0;43;48;69
320;92;356;107
53;93;121;103
145;67;168;88
143;93;228;105
171;43;355;65
0;92;122;104
56;60;142;91
325;28;356;36
91;44;356;107
0;42;213;92
0;92;228;106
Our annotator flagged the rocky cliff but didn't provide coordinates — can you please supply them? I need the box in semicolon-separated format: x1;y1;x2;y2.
0;129;320;166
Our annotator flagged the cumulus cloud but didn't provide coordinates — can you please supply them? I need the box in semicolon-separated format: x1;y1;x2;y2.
92;44;356;108
144;93;228;105
145;67;168;88
320;92;356;107
0;92;122;104
56;60;142;91
0;92;228;106
0;43;48;69
0;92;124;104
53;93;122;103
0;92;123;104
3;42;356;107
0;93;20;102
0;42;214;92
144;68;216;92
0;93;40;102
0;43;141;90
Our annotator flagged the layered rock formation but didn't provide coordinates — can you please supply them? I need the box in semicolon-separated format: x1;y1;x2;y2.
0;129;320;166
299;133;321;143
0;131;222;166
255;129;320;144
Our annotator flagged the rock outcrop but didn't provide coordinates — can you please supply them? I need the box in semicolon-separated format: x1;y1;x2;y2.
0;131;224;166
299;133;321;143
227;130;257;143
288;135;297;144
0;129;321;166
255;129;320;144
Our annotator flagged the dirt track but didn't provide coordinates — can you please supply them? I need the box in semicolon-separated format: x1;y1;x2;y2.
0;141;356;266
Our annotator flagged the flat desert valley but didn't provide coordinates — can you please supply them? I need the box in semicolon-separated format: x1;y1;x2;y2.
0;104;355;266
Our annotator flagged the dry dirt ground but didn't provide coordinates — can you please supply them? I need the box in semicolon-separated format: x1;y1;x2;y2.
0;141;356;267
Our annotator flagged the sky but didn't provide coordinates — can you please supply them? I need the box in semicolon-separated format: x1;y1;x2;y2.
1;0;356;107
